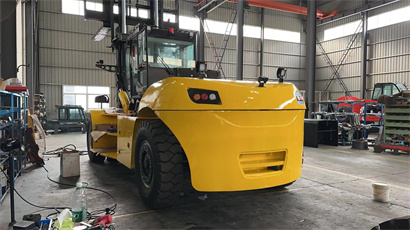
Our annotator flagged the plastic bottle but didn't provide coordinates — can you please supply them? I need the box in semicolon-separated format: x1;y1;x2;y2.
72;182;87;224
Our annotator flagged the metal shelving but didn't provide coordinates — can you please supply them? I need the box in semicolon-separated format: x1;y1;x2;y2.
380;104;410;153
0;90;28;223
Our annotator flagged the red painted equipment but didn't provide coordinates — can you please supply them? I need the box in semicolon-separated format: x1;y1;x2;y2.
336;83;408;123
377;145;410;152
336;96;381;122
5;85;27;92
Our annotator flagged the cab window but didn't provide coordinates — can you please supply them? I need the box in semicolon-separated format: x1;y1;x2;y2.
59;109;67;120
392;85;400;95
147;37;195;68
372;87;382;100
69;109;83;120
383;84;392;95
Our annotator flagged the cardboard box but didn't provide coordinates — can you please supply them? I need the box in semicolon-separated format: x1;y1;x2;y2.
91;123;117;142
0;78;6;90
60;151;80;178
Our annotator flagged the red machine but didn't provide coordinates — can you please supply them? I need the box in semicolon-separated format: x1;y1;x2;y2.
337;83;408;123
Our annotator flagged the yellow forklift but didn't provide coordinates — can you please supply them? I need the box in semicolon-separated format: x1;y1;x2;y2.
85;0;305;208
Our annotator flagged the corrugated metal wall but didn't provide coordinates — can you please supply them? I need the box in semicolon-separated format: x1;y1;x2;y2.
200;2;306;89
316;14;362;99
38;0;116;117
38;0;305;116
367;0;410;98
316;0;410;100
263;10;305;90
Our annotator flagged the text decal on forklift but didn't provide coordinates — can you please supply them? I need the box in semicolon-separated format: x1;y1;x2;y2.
295;92;304;105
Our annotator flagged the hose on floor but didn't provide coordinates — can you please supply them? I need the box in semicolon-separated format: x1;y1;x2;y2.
43;144;88;156
0;168;70;212
0;164;117;221
42;165;117;219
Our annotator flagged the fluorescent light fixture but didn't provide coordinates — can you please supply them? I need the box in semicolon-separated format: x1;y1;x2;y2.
164;13;176;23
92;26;111;41
138;8;149;19
86;1;103;12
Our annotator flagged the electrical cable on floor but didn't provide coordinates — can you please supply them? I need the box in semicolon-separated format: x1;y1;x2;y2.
0;163;117;222
0;168;70;211
43;144;88;156
42;165;117;219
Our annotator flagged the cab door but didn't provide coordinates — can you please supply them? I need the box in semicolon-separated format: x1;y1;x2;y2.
130;29;148;98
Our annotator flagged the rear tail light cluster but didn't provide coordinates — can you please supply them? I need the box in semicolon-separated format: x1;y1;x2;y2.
188;88;221;105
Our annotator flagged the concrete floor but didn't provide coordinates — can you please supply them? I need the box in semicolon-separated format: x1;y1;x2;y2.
1;132;409;229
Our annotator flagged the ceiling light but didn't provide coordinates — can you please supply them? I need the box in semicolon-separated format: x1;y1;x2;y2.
92;26;111;41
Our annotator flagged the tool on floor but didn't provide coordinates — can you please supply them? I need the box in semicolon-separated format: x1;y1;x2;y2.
12;220;36;230
92;214;112;229
22;214;41;227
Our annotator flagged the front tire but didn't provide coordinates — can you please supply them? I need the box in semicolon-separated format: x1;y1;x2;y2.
135;120;184;209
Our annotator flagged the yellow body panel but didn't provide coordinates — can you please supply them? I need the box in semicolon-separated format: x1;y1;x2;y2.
89;110;118;152
100;151;117;159
137;77;305;191
117;116;138;168
156;110;304;191
139;77;305;111
90;77;305;192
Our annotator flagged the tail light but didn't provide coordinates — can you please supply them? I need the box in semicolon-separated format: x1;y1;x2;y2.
188;88;221;105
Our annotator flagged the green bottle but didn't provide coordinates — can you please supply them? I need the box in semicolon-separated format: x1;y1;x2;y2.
72;182;87;223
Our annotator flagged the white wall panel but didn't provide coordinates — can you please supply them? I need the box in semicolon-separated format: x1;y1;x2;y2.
316;1;410;99
39;1;116;114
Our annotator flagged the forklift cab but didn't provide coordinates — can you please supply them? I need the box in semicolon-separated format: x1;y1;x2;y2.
371;83;408;100
46;105;87;134
58;106;86;122
128;26;219;98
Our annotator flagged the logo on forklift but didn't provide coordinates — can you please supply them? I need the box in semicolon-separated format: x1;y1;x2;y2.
295;92;304;105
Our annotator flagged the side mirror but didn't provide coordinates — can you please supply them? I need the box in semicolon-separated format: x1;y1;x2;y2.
277;68;287;83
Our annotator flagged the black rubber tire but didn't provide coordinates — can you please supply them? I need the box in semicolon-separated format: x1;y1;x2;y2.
135;120;184;209
338;105;351;123
372;215;410;230
373;145;384;153
106;157;118;163
86;116;105;163
276;181;295;189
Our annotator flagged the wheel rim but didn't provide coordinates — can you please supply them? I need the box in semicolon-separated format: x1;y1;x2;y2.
139;140;153;188
339;107;350;122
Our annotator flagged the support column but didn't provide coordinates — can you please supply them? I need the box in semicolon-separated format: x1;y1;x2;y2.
34;0;40;94
259;8;264;77
306;0;317;118
0;0;17;80
25;0;35;110
361;11;368;99
236;0;244;80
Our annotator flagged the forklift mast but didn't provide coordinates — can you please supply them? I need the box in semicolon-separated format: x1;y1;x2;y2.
84;0;217;105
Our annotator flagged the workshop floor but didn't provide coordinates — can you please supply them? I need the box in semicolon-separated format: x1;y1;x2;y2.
1;133;409;229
